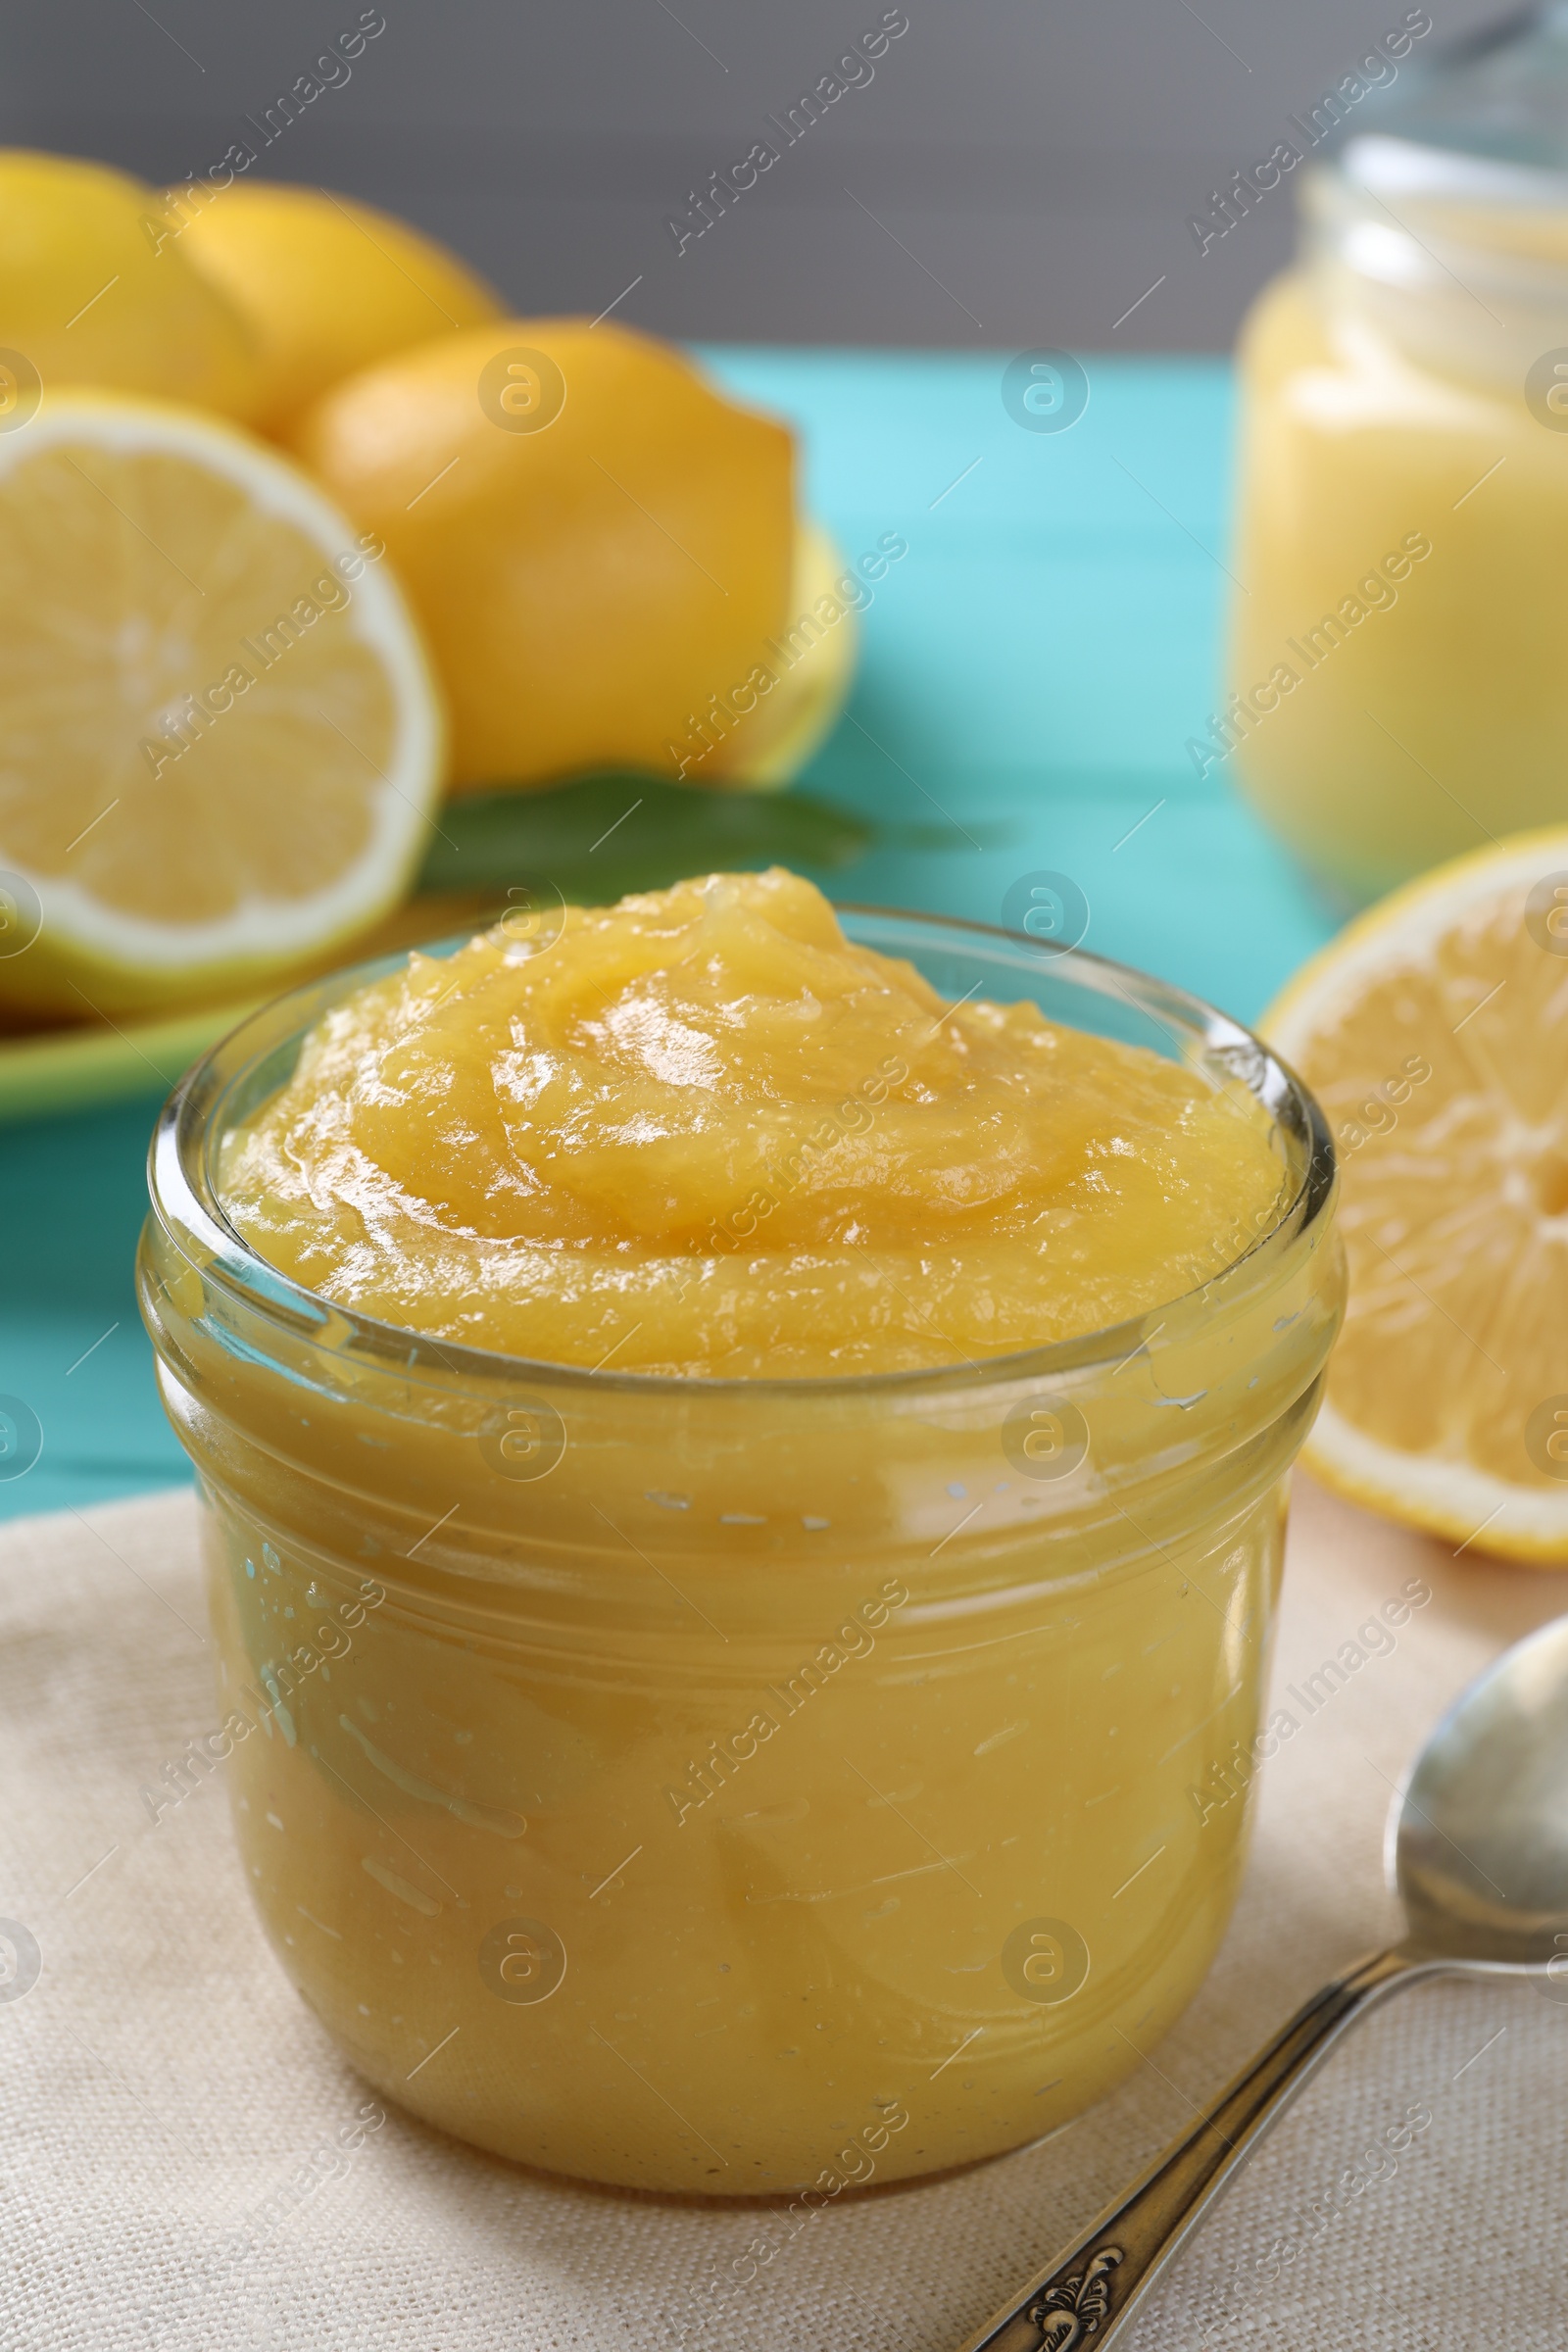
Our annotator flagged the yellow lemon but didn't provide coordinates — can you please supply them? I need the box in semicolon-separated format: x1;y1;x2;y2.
0;395;443;1021
1264;828;1568;1563
289;318;796;793
170;180;504;439
702;519;860;790
0;149;258;420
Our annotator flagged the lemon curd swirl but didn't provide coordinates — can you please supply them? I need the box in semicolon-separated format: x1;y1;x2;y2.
220;868;1285;1374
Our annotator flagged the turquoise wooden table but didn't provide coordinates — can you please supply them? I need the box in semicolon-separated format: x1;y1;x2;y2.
0;350;1338;1523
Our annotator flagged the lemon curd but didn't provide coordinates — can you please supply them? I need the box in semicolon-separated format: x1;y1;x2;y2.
140;880;1343;2196
219;870;1288;1376
1226;112;1568;903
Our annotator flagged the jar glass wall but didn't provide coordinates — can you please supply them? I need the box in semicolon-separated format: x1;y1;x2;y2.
139;910;1342;2195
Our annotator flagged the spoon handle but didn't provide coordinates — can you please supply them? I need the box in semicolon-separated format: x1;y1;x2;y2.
958;1944;1422;2351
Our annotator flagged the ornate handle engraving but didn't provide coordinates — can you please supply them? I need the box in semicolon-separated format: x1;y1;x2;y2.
1030;2244;1123;2346
958;1946;1426;2351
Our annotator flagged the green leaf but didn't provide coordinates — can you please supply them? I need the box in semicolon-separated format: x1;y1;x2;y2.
415;773;873;908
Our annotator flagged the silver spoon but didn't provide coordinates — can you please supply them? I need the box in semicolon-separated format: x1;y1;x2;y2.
959;1612;1568;2351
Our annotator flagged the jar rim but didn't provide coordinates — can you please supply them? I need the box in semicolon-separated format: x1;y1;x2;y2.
144;902;1337;1401
1305;140;1568;309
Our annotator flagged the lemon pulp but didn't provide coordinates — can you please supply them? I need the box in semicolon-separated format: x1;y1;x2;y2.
220;868;1288;1374
0;397;442;1020
1265;826;1568;1560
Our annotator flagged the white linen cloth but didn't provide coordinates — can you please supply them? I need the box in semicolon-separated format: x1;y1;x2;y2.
1;1478;1564;2350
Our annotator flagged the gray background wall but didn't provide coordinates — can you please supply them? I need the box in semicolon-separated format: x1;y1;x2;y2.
2;0;1509;351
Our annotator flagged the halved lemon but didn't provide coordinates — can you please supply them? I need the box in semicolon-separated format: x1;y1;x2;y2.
0;394;443;1020
1264;828;1568;1564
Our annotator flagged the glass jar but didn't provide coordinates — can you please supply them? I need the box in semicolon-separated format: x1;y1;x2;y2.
138;909;1342;2197
1225;8;1568;905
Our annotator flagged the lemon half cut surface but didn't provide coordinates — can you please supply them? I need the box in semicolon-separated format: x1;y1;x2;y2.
1264;828;1568;1564
0;396;443;1020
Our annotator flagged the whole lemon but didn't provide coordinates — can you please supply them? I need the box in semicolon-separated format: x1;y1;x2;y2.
171;181;504;438
0;149;258;419
290;320;795;792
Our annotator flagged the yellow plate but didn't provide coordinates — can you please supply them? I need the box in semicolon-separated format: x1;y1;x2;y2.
0;777;873;1126
0;888;494;1127
0;999;264;1127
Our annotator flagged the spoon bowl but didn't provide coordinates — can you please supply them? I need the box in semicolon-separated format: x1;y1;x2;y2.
1394;1614;1568;1964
